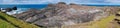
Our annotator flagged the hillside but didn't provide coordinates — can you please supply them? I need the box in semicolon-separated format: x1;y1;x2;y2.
0;12;40;28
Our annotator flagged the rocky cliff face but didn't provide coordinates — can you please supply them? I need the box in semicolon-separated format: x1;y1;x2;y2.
13;2;120;28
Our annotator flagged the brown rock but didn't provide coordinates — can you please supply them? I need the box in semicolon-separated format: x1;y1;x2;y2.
58;2;66;4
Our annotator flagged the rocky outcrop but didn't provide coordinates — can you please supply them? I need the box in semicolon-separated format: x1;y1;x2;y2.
13;2;120;28
0;6;17;12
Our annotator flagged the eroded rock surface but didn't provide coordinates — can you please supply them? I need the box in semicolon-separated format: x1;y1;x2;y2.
13;2;120;28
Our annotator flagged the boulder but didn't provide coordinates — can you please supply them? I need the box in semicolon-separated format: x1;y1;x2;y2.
12;6;17;10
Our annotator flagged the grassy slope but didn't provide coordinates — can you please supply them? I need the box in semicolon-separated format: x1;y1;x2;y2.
62;15;120;28
0;19;16;28
90;15;115;28
62;15;117;28
0;12;40;28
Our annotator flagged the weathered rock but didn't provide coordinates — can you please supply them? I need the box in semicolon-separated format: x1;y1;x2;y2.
13;2;120;28
26;14;46;23
14;9;41;20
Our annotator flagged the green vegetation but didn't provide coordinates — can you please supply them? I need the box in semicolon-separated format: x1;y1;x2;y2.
0;12;40;28
91;15;115;28
0;19;16;28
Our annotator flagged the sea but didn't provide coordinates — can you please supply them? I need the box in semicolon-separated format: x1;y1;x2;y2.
0;4;120;15
0;4;48;15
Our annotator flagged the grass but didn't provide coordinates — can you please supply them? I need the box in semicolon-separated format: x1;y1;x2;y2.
0;12;40;28
0;18;16;28
62;15;119;28
90;15;115;28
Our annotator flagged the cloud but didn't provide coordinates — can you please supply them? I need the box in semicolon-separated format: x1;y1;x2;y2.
1;0;59;4
0;0;120;5
105;0;120;3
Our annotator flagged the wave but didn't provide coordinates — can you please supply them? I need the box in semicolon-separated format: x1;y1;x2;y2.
6;8;28;15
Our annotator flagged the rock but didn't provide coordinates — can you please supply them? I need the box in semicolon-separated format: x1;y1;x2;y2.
13;2;120;28
0;8;1;11
116;13;120;16
26;14;47;23
34;16;67;27
69;3;77;5
14;9;41;20
0;6;17;12
114;19;120;24
58;2;66;4
12;6;17;10
4;8;13;12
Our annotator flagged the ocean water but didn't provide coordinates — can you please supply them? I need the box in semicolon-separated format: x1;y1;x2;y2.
0;4;48;8
0;4;48;15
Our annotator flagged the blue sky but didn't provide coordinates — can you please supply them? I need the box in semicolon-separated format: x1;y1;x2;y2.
0;0;120;5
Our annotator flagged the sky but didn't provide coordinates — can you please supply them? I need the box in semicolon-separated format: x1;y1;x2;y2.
0;0;120;5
